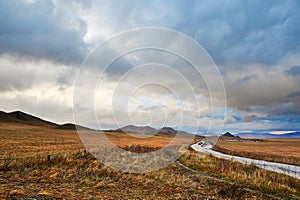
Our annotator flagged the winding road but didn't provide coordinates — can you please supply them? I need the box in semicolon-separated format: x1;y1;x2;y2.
191;142;300;179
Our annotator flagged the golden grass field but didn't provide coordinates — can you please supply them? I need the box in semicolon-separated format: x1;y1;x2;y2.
0;122;175;158
215;139;300;166
0;123;84;159
1;122;300;199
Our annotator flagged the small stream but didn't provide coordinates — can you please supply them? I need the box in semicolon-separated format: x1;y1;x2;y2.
191;143;300;179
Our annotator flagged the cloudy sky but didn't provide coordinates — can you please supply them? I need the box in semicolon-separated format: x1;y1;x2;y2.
0;0;299;133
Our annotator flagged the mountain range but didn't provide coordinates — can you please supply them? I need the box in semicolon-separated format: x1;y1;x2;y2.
1;110;299;138
0;110;184;136
236;132;300;138
116;125;182;136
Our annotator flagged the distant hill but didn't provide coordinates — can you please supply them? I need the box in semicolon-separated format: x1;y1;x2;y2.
56;123;76;130
157;127;177;136
219;132;241;141
0;110;23;123
0;111;57;127
237;132;300;138
117;125;157;134
222;132;238;138
56;123;92;131
282;132;300;138
0;110;91;130
116;125;189;137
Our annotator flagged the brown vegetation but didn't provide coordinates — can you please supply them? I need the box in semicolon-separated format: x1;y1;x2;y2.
215;139;300;166
1;122;299;199
1;151;271;199
179;150;300;199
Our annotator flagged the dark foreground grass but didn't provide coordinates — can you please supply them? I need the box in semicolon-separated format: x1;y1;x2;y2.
179;150;300;200
1;151;270;200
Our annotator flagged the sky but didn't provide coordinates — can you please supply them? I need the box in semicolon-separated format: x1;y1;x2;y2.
0;0;299;133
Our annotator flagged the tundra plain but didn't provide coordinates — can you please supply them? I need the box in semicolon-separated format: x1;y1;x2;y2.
1;121;300;199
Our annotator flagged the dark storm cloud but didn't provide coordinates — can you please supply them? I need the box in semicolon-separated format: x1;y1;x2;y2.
285;66;300;76
171;0;300;65
1;0;300;66
69;0;300;65
237;74;258;83
288;90;300;98
249;102;300;116
0;0;88;65
242;114;259;123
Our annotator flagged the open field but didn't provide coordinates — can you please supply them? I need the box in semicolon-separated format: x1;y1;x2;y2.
1;123;300;199
1;151;274;200
0;123;84;159
214;139;300;166
0;123;175;159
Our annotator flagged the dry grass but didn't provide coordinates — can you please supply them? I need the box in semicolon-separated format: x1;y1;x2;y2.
215;139;300;166
0;123;299;199
1;150;266;199
0;123;84;159
105;131;175;149
179;150;300;199
0;123;176;159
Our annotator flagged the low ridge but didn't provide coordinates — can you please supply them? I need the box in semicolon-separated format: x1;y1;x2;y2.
0;110;57;127
8;111;57;127
56;123;92;131
157;127;177;136
116;125;157;134
0;111;24;123
0;110;91;130
116;125;185;137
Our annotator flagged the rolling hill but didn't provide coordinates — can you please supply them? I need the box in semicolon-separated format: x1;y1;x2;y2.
116;125;157;134
116;125;192;137
218;132;241;141
56;123;92;131
0;110;23;123
157;127;178;136
0;111;57;127
0;110;189;135
0;110;91;130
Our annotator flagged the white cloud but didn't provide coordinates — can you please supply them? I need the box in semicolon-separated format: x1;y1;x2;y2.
0;54;75;123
